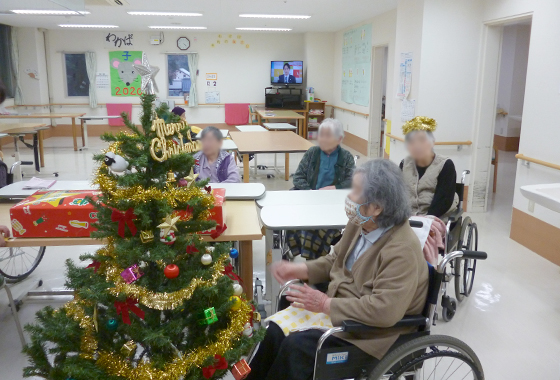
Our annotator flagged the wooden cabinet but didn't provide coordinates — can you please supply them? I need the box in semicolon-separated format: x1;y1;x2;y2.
305;100;327;140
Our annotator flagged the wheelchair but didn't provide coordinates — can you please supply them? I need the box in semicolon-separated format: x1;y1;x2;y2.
254;249;488;380
438;170;479;321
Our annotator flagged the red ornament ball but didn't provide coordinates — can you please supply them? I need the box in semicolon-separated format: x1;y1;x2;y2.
177;178;189;187
164;264;180;279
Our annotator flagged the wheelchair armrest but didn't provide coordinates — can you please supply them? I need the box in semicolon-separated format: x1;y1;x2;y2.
341;315;428;333
446;208;463;224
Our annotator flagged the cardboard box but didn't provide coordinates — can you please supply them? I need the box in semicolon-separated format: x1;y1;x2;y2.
10;190;100;238
175;188;226;235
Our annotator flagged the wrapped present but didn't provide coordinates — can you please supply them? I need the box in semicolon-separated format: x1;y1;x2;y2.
232;359;251;380
176;188;226;236
198;307;218;325
10;191;100;238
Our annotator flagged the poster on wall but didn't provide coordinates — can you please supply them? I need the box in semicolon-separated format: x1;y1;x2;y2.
95;72;109;89
397;52;413;99
400;99;416;122
109;51;143;97
341;24;372;106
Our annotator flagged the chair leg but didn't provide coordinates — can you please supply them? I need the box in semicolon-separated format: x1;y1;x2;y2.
3;284;26;347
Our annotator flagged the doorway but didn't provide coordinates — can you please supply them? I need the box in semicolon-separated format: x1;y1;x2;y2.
368;45;388;158
471;15;532;213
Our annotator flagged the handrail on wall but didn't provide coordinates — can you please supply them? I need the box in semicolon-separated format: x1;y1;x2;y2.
7;102;266;109
515;154;560;171
329;105;369;118
385;133;472;150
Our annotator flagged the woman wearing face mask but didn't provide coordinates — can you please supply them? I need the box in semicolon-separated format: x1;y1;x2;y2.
246;159;429;380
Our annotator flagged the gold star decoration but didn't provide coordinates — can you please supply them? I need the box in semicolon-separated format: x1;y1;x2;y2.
157;214;180;236
185;167;199;187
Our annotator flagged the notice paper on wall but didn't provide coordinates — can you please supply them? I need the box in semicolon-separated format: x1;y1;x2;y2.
205;91;220;104
400;99;416;122
397;52;413;100
96;72;110;89
341;24;372;106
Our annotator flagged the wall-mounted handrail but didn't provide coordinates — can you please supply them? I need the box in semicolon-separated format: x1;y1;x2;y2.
329;105;369;118
7;102;266;109
385;133;472;146
515;154;560;171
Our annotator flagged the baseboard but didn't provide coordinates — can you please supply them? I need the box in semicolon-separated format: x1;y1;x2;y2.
510;207;560;266
343;131;368;156
494;135;519;152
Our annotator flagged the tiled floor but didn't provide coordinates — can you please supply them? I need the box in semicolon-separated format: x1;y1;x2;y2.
0;137;558;379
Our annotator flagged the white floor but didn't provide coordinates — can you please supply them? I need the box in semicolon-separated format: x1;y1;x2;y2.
0;139;558;379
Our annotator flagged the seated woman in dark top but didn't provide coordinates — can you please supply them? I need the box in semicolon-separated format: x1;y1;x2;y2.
399;116;458;220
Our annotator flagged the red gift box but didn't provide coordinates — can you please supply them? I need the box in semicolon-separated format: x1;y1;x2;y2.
231;359;251;380
175;188;226;235
10;190;100;238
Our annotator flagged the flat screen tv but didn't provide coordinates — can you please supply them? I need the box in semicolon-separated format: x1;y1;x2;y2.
271;61;303;85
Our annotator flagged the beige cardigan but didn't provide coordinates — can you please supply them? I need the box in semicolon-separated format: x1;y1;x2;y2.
305;221;429;359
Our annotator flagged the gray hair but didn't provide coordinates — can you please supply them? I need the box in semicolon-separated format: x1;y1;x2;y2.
200;126;223;141
318;118;345;139
354;159;411;228
404;130;435;145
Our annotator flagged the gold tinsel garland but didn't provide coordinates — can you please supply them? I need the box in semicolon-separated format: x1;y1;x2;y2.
401;116;437;135
64;295;252;380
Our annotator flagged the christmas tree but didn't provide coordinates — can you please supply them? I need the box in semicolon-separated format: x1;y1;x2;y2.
23;90;263;380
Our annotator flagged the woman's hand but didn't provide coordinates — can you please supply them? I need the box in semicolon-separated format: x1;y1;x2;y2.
270;261;308;285
285;283;331;314
318;186;336;190
0;225;10;247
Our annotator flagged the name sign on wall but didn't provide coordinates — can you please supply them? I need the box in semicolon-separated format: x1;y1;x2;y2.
105;32;134;48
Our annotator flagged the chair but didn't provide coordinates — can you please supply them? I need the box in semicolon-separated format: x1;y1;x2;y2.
266;250;487;380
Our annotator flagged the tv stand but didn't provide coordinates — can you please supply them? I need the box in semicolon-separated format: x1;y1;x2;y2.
265;87;304;109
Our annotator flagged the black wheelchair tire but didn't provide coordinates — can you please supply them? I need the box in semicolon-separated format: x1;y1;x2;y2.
367;335;484;380
454;216;473;302
462;223;478;297
441;298;457;322
0;246;46;283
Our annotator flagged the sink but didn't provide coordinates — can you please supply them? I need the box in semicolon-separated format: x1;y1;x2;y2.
520;183;560;213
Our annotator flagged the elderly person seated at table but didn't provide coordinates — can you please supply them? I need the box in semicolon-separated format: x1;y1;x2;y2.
246;159;429;380
192;126;240;183
399;116;458;220
287;118;355;260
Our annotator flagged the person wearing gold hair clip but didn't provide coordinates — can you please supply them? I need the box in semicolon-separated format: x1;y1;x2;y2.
399;116;458;220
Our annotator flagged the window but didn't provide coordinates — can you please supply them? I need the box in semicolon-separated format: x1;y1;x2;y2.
167;54;190;98
0;24;15;99
64;53;90;97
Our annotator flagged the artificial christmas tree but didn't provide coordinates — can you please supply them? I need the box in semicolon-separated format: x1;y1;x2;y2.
23;92;263;380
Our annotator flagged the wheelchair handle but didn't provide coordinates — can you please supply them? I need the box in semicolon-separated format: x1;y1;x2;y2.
409;220;423;228
461;250;487;260
276;279;303;313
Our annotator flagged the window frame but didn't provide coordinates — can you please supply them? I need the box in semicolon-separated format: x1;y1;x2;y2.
165;53;191;99
62;52;90;98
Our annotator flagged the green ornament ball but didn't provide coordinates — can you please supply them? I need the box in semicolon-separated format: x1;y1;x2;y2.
106;318;118;331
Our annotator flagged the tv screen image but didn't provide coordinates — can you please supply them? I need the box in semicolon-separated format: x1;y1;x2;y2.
271;61;303;84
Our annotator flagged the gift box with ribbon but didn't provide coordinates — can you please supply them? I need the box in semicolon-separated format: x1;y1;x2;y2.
198;307;218;325
231;359;251;380
175;188;226;237
10;190;100;238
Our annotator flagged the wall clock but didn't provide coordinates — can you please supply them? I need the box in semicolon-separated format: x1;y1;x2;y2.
177;37;190;51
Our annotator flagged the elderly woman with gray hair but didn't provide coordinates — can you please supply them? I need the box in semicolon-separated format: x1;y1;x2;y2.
193;126;240;183
399;116;458;220
246;159;429;380
288;118;356;260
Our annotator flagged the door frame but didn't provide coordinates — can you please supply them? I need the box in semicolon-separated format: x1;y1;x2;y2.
367;44;389;158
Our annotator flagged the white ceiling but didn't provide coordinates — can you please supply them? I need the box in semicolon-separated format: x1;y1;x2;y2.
0;0;397;33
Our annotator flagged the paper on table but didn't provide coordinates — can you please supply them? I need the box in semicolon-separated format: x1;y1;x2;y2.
22;177;57;190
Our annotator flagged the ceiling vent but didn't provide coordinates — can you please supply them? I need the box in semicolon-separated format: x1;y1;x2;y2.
85;0;130;6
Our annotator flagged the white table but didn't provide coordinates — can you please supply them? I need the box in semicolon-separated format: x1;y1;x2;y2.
196;129;229;139
263;122;297;131
0;180;97;198
236;125;267;132
78;116;121;151
221;139;238;151
256;189;350;208
209;182;265;200
260;204;347;230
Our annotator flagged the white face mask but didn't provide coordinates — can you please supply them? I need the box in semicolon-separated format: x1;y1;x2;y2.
345;196;375;225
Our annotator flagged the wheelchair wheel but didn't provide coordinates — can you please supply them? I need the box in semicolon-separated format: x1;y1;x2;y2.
441;297;457;322
0;246;46;283
367;335;484;380
454;217;477;302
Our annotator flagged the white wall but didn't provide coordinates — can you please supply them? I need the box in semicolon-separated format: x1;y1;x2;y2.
37;30;305;124
16;27;49;105
332;9;397;143
304;32;335;102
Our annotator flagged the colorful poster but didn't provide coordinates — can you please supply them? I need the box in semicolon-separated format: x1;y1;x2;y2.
397;52;413;99
341;24;372;106
109;51;143;97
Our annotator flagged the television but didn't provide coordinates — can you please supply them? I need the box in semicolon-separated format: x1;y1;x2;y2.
271;61;303;85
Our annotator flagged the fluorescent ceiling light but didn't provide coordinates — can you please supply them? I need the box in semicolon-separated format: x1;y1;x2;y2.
149;26;207;29
59;24;118;28
236;27;292;31
128;11;202;17
11;9;90;15
239;14;310;19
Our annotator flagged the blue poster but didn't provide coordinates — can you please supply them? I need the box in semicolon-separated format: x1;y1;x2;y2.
341;24;372;106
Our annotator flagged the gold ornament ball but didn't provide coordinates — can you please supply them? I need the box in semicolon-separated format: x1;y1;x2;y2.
229;295;242;310
233;283;243;296
201;253;213;265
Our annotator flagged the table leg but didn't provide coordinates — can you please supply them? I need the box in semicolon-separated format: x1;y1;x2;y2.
285;153;289;181
239;240;253;300
72;117;78;151
38;130;45;168
32;134;40;172
243;154;250;183
80;119;85;147
79;121;89;151
12;137;22;182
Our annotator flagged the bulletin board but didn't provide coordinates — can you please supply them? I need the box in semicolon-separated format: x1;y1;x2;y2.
341;24;372;106
109;51;143;96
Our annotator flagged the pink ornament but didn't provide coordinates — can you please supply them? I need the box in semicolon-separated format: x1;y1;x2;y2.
177;178;189;187
120;264;144;284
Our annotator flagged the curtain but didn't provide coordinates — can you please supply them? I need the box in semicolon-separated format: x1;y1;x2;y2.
85;51;97;108
186;53;199;107
10;27;24;105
